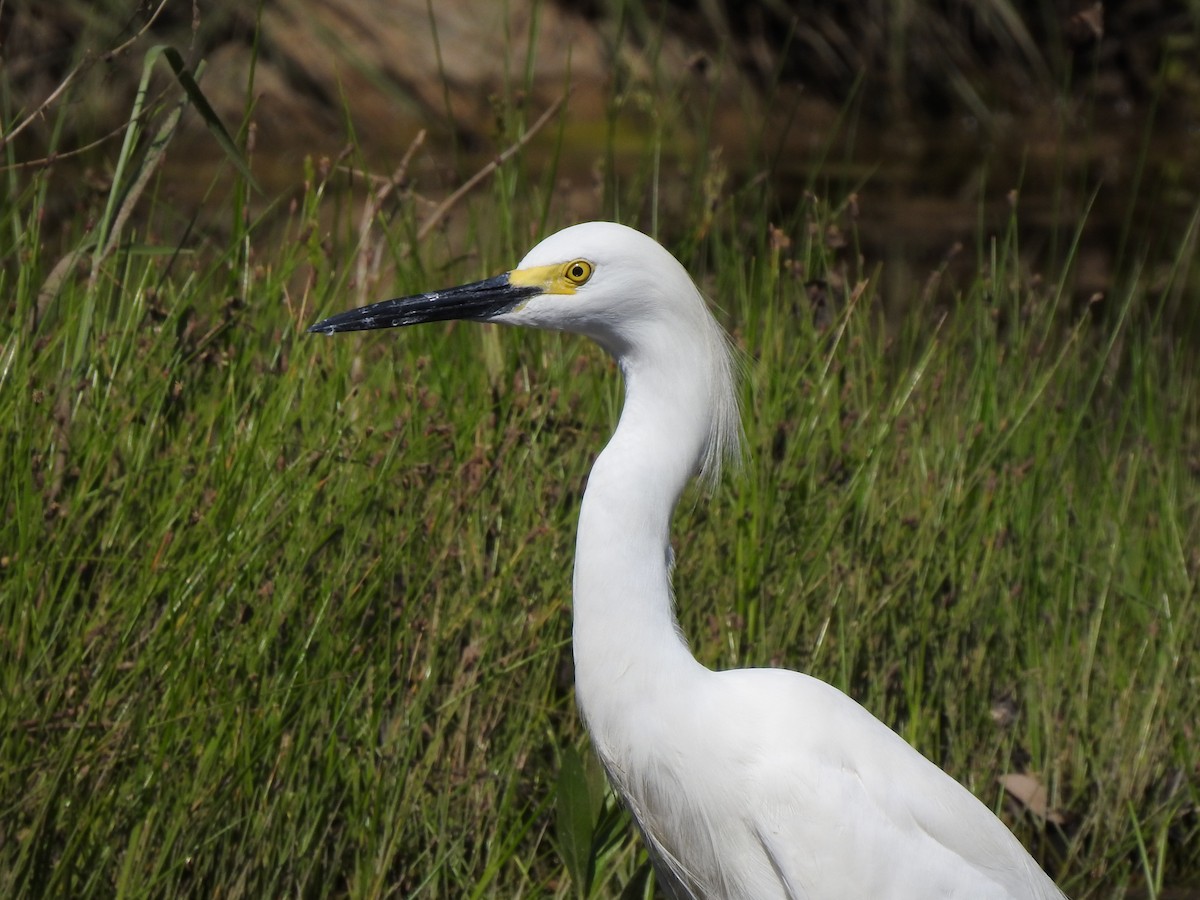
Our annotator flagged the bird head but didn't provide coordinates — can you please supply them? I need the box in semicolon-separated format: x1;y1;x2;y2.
307;221;709;360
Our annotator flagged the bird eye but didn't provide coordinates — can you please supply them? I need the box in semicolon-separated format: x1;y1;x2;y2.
564;260;593;285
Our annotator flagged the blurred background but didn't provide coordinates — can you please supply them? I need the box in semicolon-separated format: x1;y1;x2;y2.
4;0;1199;314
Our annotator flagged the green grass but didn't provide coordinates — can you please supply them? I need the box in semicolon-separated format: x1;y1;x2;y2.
3;44;1200;900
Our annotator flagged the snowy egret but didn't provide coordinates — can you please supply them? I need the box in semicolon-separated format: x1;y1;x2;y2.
309;222;1066;899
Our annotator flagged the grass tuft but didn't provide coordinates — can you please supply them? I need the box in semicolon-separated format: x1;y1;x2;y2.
2;33;1198;900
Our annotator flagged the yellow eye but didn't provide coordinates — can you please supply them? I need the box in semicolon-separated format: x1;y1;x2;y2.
563;259;593;285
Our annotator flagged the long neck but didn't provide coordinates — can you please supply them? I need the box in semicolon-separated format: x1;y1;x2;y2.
571;328;720;753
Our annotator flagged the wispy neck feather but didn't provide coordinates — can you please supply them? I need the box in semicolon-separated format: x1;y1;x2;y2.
600;278;744;493
695;307;744;489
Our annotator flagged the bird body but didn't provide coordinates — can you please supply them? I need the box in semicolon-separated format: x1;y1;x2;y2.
587;664;1063;899
310;221;1066;899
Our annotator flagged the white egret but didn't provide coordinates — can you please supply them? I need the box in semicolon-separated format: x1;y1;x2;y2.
309;221;1066;899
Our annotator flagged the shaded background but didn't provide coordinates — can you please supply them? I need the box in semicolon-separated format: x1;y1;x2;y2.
4;0;1199;309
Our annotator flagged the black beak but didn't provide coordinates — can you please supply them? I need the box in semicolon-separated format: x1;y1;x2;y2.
307;273;541;335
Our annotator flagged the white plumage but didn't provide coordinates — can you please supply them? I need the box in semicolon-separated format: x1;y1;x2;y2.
310;221;1066;899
